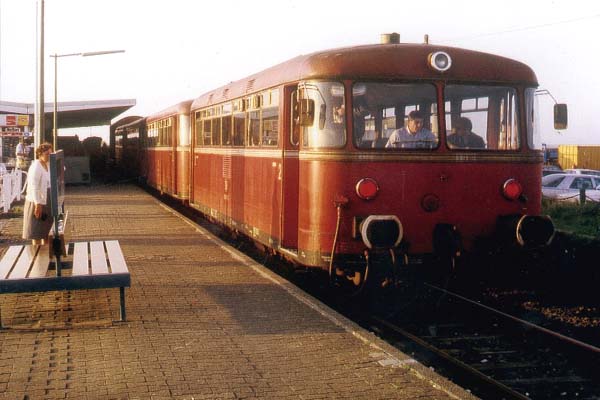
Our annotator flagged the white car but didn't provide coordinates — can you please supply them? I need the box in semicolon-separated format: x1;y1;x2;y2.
563;168;600;177
542;173;600;203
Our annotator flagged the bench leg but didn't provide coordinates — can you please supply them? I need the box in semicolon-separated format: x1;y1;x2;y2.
119;287;126;322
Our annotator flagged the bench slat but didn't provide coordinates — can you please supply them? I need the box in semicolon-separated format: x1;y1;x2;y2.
105;241;128;274
72;242;89;276
90;241;109;274
9;245;37;279
0;245;22;279
28;246;50;278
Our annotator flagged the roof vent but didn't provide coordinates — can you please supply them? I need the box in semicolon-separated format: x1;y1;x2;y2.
380;33;400;44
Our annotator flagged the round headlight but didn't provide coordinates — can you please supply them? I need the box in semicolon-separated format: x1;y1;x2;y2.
428;51;452;72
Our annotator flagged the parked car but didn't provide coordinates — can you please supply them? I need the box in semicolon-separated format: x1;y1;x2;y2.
542;173;600;203
563;168;600;176
542;165;563;176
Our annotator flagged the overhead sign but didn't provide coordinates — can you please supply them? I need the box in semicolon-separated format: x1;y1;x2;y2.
1;126;24;136
0;114;30;126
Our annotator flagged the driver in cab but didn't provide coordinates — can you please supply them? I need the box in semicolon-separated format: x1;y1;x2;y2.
385;110;436;149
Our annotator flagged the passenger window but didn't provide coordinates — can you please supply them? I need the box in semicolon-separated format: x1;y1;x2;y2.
213;118;221;146
203;120;212;145
222;116;232;146
299;81;346;149
233;113;246;146
262;106;279;146
248;111;260;146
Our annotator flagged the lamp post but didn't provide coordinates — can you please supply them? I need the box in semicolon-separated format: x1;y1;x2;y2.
50;50;125;149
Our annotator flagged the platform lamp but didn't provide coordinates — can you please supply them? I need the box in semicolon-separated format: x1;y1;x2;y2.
50;50;125;150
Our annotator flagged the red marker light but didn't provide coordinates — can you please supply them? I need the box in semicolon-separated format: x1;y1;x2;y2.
355;178;379;200
502;178;523;201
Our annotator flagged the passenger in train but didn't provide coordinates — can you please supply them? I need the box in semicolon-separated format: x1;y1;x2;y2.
384;110;436;149
22;142;54;245
447;116;485;149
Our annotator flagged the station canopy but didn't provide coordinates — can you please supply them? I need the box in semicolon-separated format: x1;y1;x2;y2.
0;99;136;129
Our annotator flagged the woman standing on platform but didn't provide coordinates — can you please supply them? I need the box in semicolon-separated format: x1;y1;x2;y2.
22;142;54;245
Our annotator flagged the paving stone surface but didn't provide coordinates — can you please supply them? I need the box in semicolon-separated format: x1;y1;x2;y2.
0;184;477;399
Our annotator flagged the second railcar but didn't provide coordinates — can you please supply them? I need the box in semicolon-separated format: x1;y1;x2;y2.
145;100;192;199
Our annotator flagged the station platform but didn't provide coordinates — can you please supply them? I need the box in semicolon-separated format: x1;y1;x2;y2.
0;184;477;399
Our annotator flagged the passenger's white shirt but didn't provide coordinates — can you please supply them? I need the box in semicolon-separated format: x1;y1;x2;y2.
385;127;436;148
16;142;25;157
25;160;50;205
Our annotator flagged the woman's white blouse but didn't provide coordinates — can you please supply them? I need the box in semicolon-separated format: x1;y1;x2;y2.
25;160;50;205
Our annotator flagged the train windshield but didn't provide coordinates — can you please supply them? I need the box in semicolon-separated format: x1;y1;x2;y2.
352;83;439;149
299;81;346;148
444;85;520;151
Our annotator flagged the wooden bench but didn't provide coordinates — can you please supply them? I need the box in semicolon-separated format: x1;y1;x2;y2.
0;240;130;328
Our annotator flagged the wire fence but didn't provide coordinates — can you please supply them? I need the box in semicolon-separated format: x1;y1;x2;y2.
544;189;600;204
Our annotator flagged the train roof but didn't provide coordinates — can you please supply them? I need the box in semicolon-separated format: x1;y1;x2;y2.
114;116;146;131
112;115;143;129
146;100;193;122
191;42;537;110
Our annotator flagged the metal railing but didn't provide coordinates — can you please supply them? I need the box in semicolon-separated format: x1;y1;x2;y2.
0;166;26;213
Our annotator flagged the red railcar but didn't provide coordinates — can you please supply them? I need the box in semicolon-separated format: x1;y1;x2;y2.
145;100;192;199
123;38;558;287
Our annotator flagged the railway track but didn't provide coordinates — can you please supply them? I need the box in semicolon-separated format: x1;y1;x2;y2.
355;282;600;400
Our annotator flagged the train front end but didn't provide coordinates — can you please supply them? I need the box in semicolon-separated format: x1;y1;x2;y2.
293;44;557;287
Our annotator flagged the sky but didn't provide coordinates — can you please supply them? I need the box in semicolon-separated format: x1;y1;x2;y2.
0;0;599;146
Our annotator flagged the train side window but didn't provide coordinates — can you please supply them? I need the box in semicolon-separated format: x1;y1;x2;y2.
248;110;260;146
213;118;222;146
194;117;201;147
222;115;232;146
298;81;346;149
233;112;246;146
203;119;212;146
290;90;300;146
262;106;279;146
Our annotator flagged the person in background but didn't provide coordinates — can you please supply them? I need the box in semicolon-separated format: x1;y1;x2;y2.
15;137;28;169
385;110;436;149
22;142;54;245
447;116;485;149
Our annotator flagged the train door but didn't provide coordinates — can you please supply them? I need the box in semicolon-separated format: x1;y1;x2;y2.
169;116;177;196
280;85;300;251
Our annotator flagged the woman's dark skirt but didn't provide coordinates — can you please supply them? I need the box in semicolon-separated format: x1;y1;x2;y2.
22;190;53;240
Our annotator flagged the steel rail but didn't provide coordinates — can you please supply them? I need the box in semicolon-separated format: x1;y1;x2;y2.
425;283;600;354
372;316;531;400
